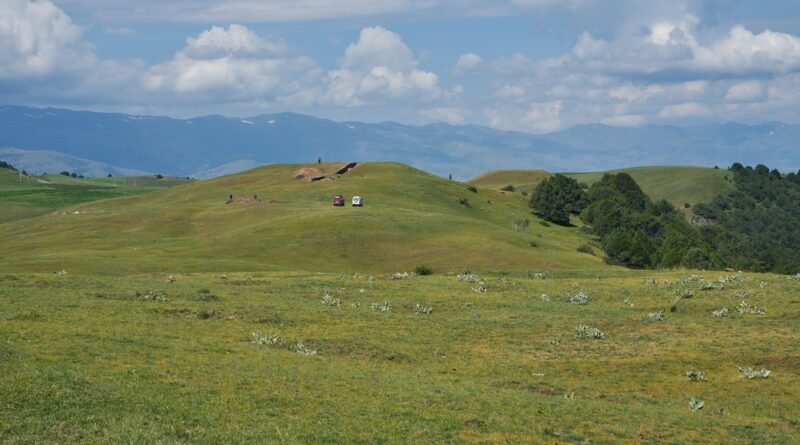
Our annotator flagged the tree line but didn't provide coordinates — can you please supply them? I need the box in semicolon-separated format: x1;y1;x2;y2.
530;164;800;273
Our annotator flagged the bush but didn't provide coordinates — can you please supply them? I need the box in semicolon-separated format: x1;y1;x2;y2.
501;184;515;192
467;185;478;193
414;264;433;276
459;197;471;208
577;244;594;255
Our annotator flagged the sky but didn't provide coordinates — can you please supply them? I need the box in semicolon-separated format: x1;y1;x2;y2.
3;0;800;133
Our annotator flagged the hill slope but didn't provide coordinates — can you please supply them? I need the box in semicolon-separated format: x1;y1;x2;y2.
0;167;192;223
0;162;606;274
468;169;552;194
564;166;734;206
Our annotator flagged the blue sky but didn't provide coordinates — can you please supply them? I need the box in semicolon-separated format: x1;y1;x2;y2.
3;0;800;132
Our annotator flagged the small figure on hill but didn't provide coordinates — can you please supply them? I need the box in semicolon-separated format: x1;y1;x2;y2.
254;193;258;200
317;156;321;164
229;194;233;201
449;174;452;181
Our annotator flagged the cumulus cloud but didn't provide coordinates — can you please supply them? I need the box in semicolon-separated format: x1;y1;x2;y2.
725;80;765;102
142;25;318;101
0;0;94;79
455;53;482;74
322;26;440;107
659;102;710;119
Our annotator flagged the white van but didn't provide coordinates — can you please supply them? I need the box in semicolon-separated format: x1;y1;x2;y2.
352;196;363;207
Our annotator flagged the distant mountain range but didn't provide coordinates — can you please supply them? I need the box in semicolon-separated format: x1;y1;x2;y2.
1;105;797;178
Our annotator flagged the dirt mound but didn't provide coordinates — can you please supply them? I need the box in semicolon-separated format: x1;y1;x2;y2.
293;167;326;181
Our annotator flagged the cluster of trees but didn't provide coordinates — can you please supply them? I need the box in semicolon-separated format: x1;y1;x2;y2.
694;163;800;273
59;171;85;179
0;160;17;171
530;164;800;273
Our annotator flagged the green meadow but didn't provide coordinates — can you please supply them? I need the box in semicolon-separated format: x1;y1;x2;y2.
0;163;797;443
1;270;797;443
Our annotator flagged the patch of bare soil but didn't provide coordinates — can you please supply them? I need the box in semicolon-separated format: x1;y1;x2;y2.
293;167;326;181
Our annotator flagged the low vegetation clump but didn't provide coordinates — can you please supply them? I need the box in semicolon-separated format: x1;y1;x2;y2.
645;311;664;322
738;367;771;379
689;397;705;412
413;303;433;315
391;272;415;279
574;325;604;339
711;307;730;317
686;367;707;382
567;291;589;305
370;301;391;312
414;264;433;276
141;290;166;302
251;330;285;346
321;292;342;307
737;300;766;315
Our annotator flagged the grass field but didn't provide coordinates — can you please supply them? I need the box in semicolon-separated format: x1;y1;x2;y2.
468;170;552;195
0;168;193;223
564;167;735;206
0;162;604;274
1;270;797;443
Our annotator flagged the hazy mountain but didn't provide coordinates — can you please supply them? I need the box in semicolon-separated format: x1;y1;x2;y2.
0;105;797;179
0;147;149;177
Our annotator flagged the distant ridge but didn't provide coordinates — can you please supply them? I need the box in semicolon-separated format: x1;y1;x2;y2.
1;105;798;179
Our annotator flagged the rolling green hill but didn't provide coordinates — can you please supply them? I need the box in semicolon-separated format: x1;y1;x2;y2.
468;169;552;194
0;168;192;223
0;162;606;274
564;166;734;206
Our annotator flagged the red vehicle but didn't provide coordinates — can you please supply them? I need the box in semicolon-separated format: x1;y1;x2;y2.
333;194;345;206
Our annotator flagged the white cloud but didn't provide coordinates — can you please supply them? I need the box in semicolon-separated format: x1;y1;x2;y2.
455;52;482;74
142;25;317;100
600;114;644;126
0;0;94;79
659;102;710;118
322;26;440;107
725;80;765;102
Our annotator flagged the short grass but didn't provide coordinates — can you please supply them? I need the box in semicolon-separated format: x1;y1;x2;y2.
0;162;604;274
0;168;192;223
468;169;552;195
564;166;735;206
1;270;797;443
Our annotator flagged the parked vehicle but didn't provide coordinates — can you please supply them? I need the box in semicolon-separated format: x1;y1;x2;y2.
333;194;345;206
352;196;363;207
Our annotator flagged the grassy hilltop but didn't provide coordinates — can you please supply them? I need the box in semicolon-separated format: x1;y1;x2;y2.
469;166;734;207
0;162;604;274
564;166;734;206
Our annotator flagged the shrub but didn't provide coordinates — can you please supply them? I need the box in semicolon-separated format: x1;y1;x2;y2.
321;291;341;307
711;307;730;317
567;292;589;305
687;367;707;381
738;367;771;379
459;197;472;208
689;397;704;412
371;301;391;312
645;311;664;321
575;325;604;339
414;264;433;276
501;184;515;192
413;303;433;314
577;244;594;255
467;185;478;193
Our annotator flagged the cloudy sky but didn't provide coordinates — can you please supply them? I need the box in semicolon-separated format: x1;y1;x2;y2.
3;0;800;132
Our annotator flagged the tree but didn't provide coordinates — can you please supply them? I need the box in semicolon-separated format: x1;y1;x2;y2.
529;174;587;225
